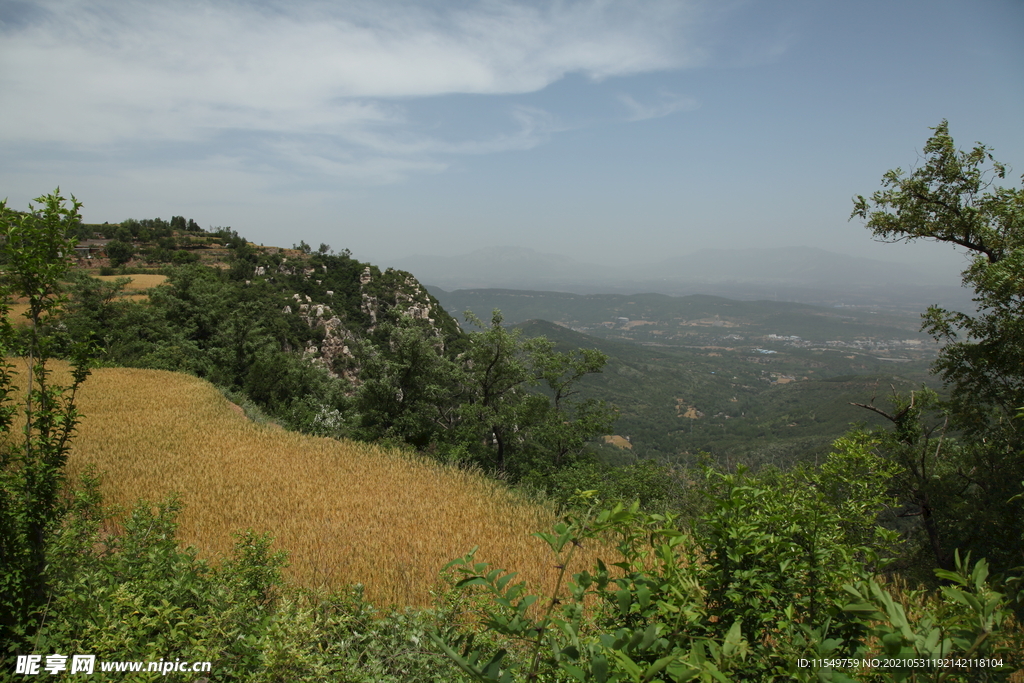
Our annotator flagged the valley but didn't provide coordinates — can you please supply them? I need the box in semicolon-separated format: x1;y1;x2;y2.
430;288;941;467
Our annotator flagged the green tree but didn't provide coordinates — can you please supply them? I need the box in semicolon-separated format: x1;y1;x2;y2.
351;310;614;479
457;311;536;473
852;120;1023;431
105;238;135;267
60;271;131;356
456;311;614;479
354;319;462;448
0;190;91;647
852;121;1024;573
526;338;615;471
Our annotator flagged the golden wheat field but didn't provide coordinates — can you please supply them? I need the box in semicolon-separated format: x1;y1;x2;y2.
4;274;166;325
94;274;167;302
5;299;31;325
94;273;167;290
36;361;599;607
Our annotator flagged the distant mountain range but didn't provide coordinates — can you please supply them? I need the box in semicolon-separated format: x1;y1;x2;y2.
387;246;971;310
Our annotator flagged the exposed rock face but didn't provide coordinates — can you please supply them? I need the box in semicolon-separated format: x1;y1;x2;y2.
302;313;358;381
361;295;379;327
395;275;436;324
360;267;379;329
320;316;358;382
250;252;457;383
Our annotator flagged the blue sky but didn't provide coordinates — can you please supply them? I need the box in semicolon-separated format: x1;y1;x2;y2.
2;0;1021;270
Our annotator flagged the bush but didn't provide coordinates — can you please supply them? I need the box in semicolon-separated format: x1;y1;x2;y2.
432;444;1023;681
38;485;471;682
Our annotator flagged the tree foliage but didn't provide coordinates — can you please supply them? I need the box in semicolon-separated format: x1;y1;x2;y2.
0;190;91;647
105;239;135;267
851;119;1024;435
852;121;1024;575
354;311;616;482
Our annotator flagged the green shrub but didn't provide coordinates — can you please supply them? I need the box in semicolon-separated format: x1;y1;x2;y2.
431;441;1022;682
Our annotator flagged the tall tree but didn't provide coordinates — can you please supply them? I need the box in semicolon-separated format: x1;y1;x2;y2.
851;121;1024;572
455;312;614;478
354;319;462;448
0;190;91;646
105;239;135;267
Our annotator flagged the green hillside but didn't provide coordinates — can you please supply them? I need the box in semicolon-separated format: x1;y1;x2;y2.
516;319;937;468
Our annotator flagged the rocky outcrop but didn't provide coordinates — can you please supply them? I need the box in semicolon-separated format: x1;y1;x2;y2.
359;267;379;329
260;255;458;385
302;313;358;381
395;275;436;323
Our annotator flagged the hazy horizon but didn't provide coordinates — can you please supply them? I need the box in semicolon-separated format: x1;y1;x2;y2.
376;242;973;273
2;0;1021;274
378;243;975;309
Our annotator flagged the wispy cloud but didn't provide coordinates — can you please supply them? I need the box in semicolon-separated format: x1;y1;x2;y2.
618;91;700;121
1;0;710;186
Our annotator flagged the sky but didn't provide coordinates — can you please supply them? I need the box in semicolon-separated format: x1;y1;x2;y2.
2;0;1022;272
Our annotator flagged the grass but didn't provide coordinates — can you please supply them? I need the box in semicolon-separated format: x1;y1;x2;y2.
602;435;632;449
43;362;602;608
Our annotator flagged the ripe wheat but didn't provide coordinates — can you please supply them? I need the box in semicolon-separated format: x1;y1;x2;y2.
49;363;599;607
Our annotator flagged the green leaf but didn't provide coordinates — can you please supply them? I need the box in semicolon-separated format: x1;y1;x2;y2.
842;602;880;615
563;663;588;682
637;585;652;610
495;571;519;592
617;588;632;615
591;653;610;683
455;576;489;589
881;632;904;656
722;621;743;658
642;654;679;682
639;624;660;651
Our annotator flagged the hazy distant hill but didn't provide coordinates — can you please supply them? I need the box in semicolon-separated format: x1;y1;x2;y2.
389;246;598;290
389;246;970;310
643;247;942;285
429;288;937;347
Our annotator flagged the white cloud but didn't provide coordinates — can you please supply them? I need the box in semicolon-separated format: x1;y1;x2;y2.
0;0;711;187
